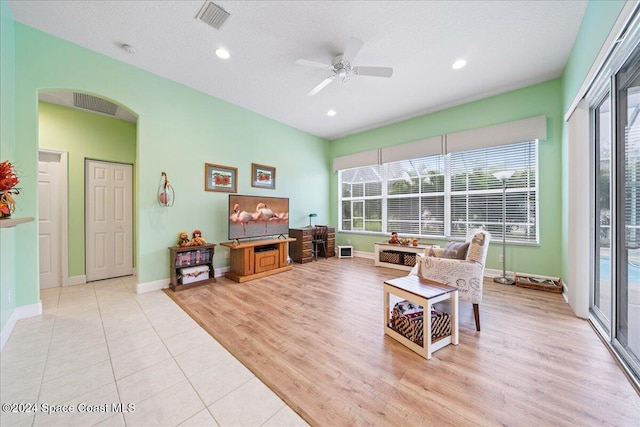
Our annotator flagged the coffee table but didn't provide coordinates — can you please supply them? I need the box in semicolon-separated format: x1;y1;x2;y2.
383;275;459;359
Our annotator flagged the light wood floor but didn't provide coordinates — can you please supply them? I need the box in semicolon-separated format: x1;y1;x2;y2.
166;257;640;426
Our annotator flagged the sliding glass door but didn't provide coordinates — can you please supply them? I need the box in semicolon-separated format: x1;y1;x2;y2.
591;42;640;384
594;95;612;330
616;49;640;363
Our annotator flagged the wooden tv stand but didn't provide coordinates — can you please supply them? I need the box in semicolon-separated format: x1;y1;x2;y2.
220;237;295;283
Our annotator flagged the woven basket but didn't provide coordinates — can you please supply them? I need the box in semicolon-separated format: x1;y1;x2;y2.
380;250;402;264
515;274;563;293
390;300;451;345
403;253;417;266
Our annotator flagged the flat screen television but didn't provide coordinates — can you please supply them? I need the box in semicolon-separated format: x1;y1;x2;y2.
228;194;289;240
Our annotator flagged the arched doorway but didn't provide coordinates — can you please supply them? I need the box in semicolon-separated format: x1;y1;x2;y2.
37;90;138;287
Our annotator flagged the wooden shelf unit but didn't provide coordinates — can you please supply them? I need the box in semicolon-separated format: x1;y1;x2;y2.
220;237;295;282
168;244;216;291
374;242;435;271
289;226;335;263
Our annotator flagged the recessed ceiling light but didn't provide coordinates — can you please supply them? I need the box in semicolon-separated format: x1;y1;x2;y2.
327;109;337;117
452;59;467;70
215;48;230;59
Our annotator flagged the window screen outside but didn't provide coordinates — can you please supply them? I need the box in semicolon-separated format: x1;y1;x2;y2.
338;140;539;243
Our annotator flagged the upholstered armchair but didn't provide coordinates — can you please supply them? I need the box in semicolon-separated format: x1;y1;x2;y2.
409;228;491;331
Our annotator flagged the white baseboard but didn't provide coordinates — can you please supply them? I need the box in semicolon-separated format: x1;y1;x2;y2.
136;278;170;294
215;266;229;277
1;301;43;352
64;275;86;286
354;251;374;260
137;267;228;293
484;267;511;278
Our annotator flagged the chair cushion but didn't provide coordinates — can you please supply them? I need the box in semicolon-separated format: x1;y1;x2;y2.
466;229;490;264
426;247;444;257
443;241;469;260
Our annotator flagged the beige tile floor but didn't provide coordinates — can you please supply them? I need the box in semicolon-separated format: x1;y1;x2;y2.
0;276;309;427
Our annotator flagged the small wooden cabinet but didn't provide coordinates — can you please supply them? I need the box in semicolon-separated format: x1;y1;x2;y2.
168;244;216;291
289;226;335;263
220;238;295;282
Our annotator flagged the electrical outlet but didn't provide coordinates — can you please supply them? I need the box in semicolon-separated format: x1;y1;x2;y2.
224;251;229;259
347;239;351;245
499;254;504;263
7;291;11;304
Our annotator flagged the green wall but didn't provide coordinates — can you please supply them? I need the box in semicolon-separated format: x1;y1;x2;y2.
561;1;626;111
38;101;137;277
559;1;626;283
330;79;564;278
1;0;17;329
3;21;328;332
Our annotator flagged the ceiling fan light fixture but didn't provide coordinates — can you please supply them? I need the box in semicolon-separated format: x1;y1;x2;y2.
452;59;467;70
297;37;393;96
121;44;136;54
215;47;230;59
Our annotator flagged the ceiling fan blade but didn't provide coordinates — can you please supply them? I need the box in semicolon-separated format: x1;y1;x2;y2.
352;66;393;78
296;59;331;69
342;37;364;63
307;76;336;96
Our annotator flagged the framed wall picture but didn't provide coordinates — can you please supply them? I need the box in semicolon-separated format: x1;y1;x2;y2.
205;163;237;193
251;163;276;189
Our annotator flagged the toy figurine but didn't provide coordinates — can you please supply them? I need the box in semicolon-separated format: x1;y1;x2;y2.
412;237;419;246
389;231;399;244
191;229;207;245
178;231;190;247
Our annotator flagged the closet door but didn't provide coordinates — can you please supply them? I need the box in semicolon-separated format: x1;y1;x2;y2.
86;159;133;282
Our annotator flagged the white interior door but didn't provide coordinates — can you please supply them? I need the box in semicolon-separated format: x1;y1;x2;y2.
39;151;63;289
86;160;133;282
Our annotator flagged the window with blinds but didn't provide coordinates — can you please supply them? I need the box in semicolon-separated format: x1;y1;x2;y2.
340;165;383;232
338;140;539;243
449;142;538;241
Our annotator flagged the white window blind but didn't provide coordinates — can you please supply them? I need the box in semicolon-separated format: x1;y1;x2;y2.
338;140;539;243
449;141;538;242
386;156;445;236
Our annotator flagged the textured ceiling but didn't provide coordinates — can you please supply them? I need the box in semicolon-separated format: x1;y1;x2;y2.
9;0;588;140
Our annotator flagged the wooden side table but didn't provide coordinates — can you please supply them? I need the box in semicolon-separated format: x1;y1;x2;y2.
383;275;458;359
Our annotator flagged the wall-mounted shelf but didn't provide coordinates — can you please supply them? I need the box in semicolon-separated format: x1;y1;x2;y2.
0;217;35;228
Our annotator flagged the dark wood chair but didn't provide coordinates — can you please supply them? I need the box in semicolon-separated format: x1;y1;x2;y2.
312;225;328;260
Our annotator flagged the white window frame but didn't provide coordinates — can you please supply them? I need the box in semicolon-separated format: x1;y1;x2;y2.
338;140;540;244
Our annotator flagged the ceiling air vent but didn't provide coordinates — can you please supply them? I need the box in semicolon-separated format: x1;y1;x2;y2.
196;1;230;30
73;93;118;116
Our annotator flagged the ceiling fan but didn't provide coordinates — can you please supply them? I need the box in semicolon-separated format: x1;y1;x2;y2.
295;37;393;96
